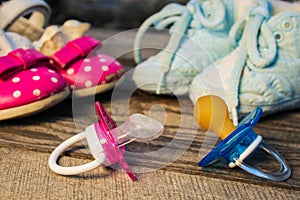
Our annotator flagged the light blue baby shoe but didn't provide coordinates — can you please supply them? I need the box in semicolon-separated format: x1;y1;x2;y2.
132;0;237;95
190;7;300;124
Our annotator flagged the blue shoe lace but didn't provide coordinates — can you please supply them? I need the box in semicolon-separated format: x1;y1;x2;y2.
225;0;276;124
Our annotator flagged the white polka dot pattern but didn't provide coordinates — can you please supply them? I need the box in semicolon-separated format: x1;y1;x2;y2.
13;90;21;98
9;71;63;99
32;76;40;81
67;68;74;75
3;67;66;108
85;80;92;88
33;89;41;96
53;48;125;93
0;47;69;112
84;66;92;72
102;65;109;71
12;77;20;83
51;77;58;83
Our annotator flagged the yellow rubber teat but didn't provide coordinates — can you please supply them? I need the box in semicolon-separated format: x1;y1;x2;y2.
194;95;236;140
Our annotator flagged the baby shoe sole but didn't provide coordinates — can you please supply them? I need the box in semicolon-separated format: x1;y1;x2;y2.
71;79;120;98
190;84;300;117
238;97;300;117
134;71;191;96
0;87;70;121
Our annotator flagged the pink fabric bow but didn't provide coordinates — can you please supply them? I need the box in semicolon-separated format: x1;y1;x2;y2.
52;36;101;69
0;48;50;81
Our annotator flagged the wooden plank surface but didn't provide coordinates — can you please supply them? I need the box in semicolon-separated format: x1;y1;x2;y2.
0;73;299;189
1;146;299;200
0;29;300;199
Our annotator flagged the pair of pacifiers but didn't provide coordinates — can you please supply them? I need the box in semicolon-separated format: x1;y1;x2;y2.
194;95;291;181
49;102;164;181
49;96;291;181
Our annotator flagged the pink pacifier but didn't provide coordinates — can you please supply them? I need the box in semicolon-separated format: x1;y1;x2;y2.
49;102;164;180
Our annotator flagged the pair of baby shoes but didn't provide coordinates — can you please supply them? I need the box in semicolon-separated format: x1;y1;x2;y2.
0;0;125;120
133;0;300;123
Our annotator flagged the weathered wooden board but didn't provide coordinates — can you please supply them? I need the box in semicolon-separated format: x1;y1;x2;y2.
0;74;299;190
1;147;299;199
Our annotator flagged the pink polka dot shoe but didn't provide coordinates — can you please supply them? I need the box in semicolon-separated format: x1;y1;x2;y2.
0;0;125;97
0;48;69;120
49;36;125;97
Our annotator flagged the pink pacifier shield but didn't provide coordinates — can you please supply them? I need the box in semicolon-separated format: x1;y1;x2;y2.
94;102;137;180
94;102;164;180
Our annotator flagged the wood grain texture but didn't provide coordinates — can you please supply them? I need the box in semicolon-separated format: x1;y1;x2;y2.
1;147;299;200
0;77;299;190
0;29;299;199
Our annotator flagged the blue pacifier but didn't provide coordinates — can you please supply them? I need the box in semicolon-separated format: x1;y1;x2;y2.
194;95;291;181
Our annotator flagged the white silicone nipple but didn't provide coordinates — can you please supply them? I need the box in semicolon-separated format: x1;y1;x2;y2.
110;114;164;146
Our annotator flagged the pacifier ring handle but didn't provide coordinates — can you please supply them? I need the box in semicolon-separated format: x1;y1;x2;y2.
235;142;291;181
48;132;105;175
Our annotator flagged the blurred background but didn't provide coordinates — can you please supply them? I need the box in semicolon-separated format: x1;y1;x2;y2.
45;0;298;29
46;0;188;29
